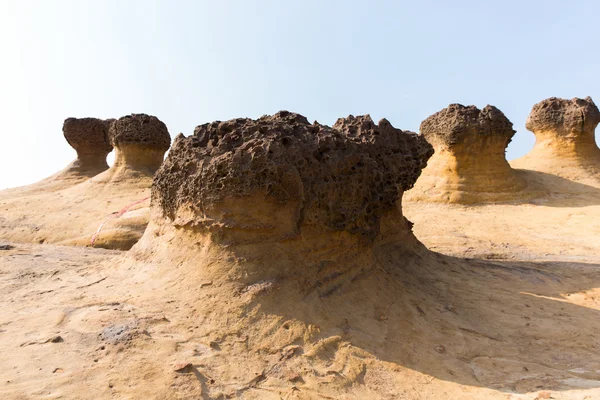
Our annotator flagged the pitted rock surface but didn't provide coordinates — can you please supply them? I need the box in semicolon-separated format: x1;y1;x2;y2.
420;104;515;147
109;114;171;151
525;97;600;137
153;111;433;239
62;118;113;155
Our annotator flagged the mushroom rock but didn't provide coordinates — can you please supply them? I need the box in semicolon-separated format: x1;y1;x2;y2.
511;97;600;183
133;111;433;284
0;117;113;199
106;114;171;179
62;117;114;176
405;104;534;204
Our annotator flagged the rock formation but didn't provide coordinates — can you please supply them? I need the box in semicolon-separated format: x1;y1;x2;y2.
62;117;114;175
405;104;535;204
104;113;171;180
0;117;113;199
511;97;600;183
125;110;433;293
5;111;600;399
0;114;171;250
116;111;435;394
149;111;432;251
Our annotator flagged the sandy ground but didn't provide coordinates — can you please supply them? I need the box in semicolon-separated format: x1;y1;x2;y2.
1;202;600;399
0;165;153;250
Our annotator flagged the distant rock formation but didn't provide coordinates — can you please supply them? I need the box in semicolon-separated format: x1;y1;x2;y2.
62;117;114;176
103;114;171;180
511;97;600;183
61;113;172;248
0;117;113;199
0;114;172;250
406;104;534;204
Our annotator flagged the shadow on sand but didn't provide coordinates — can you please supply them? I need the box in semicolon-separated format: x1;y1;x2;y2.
511;169;600;208
246;245;600;394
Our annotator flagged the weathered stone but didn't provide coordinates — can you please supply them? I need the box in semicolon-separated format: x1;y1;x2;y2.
407;104;534;204
108;114;171;173
63;117;113;156
525;97;600;138
511;96;600;181
62;117;113;174
152;111;433;241
109;114;171;151
420;104;515;148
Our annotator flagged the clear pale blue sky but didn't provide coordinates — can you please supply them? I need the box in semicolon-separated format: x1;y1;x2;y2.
1;0;599;189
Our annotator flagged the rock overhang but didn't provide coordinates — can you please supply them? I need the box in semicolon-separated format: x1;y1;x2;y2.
151;111;434;242
109;114;171;151
62;117;113;156
526;97;600;138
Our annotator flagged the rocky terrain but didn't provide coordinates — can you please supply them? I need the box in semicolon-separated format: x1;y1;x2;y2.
1;102;599;399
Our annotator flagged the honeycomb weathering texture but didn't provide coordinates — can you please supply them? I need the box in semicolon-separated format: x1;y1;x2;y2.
420;104;515;147
526;97;600;137
152;111;433;239
62;117;113;156
109;114;171;151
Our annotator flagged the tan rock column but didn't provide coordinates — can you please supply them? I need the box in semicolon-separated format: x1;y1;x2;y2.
108;114;171;177
511;97;600;181
406;104;529;204
61;117;114;177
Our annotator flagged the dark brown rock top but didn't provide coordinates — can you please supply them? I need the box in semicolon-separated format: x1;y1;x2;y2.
420;104;515;146
62;117;113;156
109;114;171;151
525;97;600;137
153;111;433;240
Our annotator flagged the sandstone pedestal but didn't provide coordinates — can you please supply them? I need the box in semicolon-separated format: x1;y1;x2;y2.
511;97;600;184
406;104;533;204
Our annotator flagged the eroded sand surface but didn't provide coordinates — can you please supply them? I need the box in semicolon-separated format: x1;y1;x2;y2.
1;222;600;399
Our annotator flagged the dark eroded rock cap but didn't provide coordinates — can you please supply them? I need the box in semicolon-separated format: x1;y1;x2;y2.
153;111;433;240
62;117;113;155
109;114;171;151
420;104;515;146
525;97;600;137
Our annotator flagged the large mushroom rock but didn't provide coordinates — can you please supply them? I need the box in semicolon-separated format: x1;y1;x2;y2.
135;111;432;283
511;97;600;182
107;113;171;177
405;104;534;204
0;117;113;199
